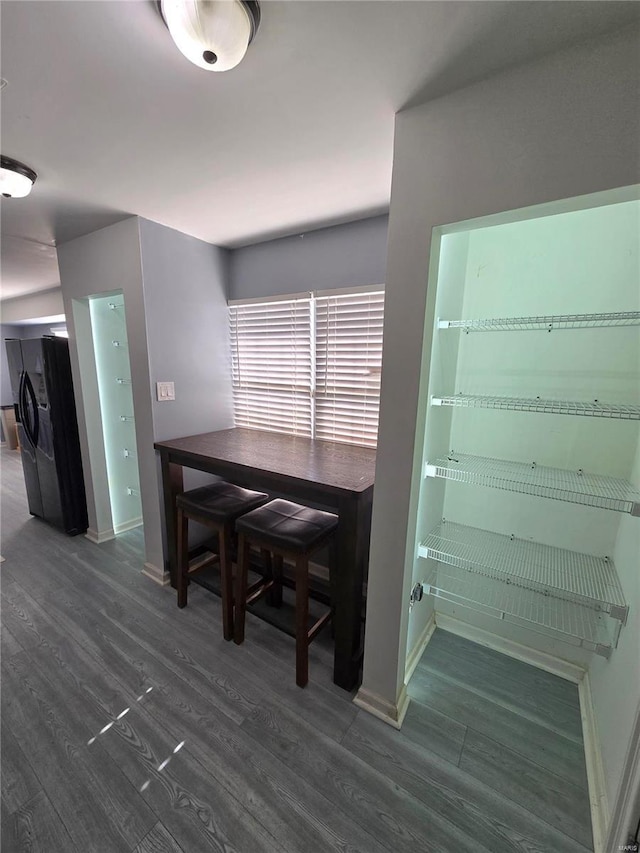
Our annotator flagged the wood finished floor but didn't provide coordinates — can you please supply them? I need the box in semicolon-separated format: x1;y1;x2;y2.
0;446;593;852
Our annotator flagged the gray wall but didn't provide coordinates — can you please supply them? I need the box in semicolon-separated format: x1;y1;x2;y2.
58;216;234;580
58;218;151;549
229;215;388;300
139;219;233;444
0;287;64;324
138;219;234;559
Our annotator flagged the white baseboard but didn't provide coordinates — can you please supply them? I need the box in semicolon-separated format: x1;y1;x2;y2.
353;683;410;730
434;613;586;683
606;703;640;853
113;516;143;535
579;672;610;853
405;611;436;683
85;526;115;544
141;562;171;586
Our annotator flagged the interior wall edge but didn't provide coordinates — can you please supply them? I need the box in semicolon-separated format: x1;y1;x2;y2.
605;703;640;853
67;296;112;537
85;526;115;545
141;561;171;586
578;671;610;853
353;682;410;730
404;610;436;684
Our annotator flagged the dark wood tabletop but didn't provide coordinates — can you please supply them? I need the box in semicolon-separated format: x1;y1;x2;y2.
154;428;376;494
155;427;376;690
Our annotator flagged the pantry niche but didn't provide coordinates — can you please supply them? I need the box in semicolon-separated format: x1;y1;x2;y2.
411;195;640;662
89;292;143;535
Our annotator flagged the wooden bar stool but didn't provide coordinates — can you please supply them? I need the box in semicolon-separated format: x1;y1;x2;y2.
233;498;338;687
176;482;269;641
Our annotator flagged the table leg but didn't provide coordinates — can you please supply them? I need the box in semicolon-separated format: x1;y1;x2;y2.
332;489;372;690
160;451;184;588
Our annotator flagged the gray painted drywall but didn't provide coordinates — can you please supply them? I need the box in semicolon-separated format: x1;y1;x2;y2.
58;218;154;557
58;216;234;578
361;25;640;731
15;323;59;338
229;215;388;300
0;288;64;323
139;219;233;442
138;218;234;560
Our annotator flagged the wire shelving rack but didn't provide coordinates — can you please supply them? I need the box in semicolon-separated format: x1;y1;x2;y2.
425;453;640;515
422;563;616;656
437;310;640;332
418;520;628;620
431;394;640;420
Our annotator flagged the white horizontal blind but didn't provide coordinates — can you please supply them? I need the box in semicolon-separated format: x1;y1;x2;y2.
229;287;384;447
230;296;313;436
315;289;385;447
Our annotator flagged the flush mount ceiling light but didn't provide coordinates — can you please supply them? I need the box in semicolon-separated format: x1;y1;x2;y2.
0;156;37;198
159;0;260;72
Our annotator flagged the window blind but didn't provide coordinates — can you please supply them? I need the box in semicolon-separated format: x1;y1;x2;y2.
229;287;384;447
229;295;313;436
315;289;384;447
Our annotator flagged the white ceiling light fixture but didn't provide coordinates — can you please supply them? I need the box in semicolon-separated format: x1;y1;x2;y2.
0;156;37;198
159;0;261;72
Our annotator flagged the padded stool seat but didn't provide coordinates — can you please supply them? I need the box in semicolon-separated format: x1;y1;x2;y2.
177;482;269;523
234;498;338;687
176;481;269;641
235;498;338;551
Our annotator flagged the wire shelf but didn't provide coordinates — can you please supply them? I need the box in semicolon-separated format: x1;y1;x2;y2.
425;453;640;515
437;311;640;332
431;394;640;420
418;520;627;618
422;564;615;656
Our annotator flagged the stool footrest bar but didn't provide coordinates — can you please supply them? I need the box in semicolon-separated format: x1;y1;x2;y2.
245;579;275;606
308;611;332;642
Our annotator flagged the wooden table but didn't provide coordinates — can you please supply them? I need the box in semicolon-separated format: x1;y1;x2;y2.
154;428;376;691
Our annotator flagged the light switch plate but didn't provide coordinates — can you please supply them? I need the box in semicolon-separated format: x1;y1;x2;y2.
157;381;175;401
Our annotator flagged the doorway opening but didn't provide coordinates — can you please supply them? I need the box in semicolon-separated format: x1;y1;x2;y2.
88;292;143;536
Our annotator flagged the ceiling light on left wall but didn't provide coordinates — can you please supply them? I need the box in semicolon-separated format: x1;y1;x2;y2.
0;156;37;198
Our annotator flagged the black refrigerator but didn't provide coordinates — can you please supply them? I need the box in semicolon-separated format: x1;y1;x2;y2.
5;336;88;535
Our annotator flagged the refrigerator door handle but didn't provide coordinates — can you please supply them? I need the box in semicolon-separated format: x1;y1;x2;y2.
19;372;33;447
17;370;26;425
23;372;40;448
19;371;38;450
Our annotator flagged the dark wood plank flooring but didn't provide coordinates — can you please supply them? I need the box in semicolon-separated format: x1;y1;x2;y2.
1;446;593;852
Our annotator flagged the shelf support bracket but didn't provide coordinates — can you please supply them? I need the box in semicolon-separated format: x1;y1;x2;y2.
610;604;629;626
595;644;613;660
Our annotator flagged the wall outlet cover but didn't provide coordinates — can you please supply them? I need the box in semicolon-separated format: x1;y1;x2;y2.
157;381;175;401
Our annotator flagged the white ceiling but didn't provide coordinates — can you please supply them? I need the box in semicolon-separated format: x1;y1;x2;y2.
1;0;638;301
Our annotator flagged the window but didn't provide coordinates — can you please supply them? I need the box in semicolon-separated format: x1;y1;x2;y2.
229;286;384;447
229;294;313;436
